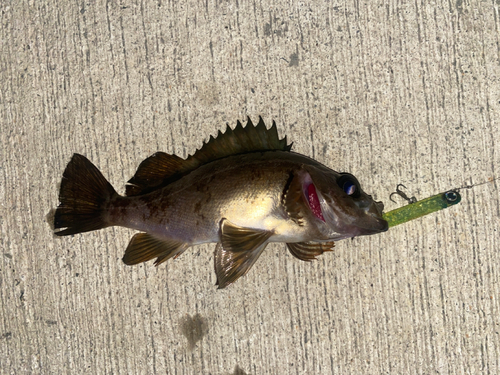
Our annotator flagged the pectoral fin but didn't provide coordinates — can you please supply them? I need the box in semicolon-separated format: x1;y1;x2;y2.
220;219;273;253
214;219;273;289
286;241;335;261
123;233;189;266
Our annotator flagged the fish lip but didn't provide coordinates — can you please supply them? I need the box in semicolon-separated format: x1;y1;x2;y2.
355;217;389;235
375;216;389;232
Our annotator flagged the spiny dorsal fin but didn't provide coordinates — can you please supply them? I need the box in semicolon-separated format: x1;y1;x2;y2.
188;116;292;166
126;117;292;196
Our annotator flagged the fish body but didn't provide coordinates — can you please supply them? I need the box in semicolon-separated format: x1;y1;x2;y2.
54;118;388;288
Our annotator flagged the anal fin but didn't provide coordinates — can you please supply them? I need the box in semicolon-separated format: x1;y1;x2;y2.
214;219;273;289
286;241;335;261
123;233;188;266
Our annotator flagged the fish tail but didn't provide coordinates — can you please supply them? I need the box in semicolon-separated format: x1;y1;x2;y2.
54;154;118;236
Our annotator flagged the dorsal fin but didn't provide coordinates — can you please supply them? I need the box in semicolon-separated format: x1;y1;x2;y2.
125;152;188;196
126;117;292;196
189;116;292;165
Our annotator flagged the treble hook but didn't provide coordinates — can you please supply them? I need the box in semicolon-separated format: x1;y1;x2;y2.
390;184;417;204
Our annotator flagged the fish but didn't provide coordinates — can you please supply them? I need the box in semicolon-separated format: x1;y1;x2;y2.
53;117;388;288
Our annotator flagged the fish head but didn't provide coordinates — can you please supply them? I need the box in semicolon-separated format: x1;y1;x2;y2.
297;166;388;239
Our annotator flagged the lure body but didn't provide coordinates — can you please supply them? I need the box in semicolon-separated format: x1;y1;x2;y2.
382;190;461;228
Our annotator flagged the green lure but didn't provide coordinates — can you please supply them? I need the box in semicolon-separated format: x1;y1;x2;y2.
382;177;499;228
382;188;461;228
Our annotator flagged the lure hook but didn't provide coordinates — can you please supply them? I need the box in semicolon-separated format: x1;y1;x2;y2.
390;184;417;204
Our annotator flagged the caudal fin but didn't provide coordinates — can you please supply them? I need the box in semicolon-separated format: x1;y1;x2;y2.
54;154;118;236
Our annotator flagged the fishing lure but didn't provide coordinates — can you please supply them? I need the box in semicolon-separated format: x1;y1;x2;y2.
383;186;461;228
382;178;499;228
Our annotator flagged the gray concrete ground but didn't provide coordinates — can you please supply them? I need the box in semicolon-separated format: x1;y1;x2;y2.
1;1;500;374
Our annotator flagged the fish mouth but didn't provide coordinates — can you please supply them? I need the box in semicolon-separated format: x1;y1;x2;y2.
355;216;388;235
350;200;389;235
367;200;388;231
332;214;388;239
352;200;388;235
333;217;388;241
376;200;384;212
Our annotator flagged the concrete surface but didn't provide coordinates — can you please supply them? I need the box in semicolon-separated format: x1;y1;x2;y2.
1;1;500;374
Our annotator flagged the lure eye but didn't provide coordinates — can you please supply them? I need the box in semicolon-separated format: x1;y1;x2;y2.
337;174;361;198
445;190;460;203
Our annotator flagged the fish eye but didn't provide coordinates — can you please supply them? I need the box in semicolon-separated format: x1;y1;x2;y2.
337;174;361;198
344;181;357;195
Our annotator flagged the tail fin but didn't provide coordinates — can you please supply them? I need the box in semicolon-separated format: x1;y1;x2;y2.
54;154;118;236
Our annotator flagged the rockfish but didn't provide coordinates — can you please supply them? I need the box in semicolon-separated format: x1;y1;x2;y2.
53;118;388;288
